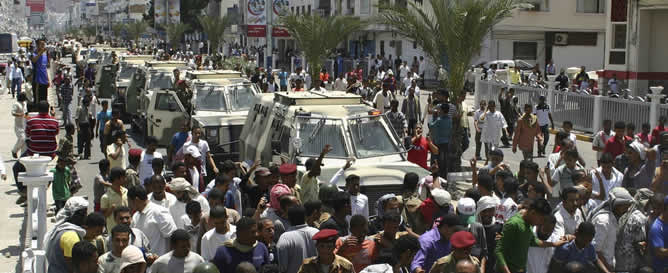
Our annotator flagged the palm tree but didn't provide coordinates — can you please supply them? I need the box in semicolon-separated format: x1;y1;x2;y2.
126;21;149;45
279;14;365;84
377;0;527;173
83;26;97;42
112;24;125;40
198;15;231;55
377;0;527;100
166;22;190;50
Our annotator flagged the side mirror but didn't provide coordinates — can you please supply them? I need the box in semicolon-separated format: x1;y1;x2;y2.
168;103;177;112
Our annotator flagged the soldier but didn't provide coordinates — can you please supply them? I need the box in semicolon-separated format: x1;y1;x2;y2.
297;229;354;273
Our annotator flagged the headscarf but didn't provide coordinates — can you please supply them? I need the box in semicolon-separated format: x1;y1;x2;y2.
376;194;397;218
44;197;89;253
270;184;292;213
475;196;500;227
618;188;654;229
589;187;634;221
628;140;646;161
520;112;538;128
169;177;200;199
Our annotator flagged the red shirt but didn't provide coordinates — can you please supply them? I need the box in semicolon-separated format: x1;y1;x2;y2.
603;135;632;158
651;126;668;146
26;113;59;158
637;132;651;145
408;136;430;169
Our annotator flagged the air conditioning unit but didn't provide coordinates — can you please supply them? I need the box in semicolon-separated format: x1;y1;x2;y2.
554;33;568;46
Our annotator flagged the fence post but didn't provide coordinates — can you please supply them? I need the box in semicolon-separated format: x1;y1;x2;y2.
290;56;295;73
649;86;665;130
474;68;483;109
593;96;603;134
547;75;557;91
547;89;555;110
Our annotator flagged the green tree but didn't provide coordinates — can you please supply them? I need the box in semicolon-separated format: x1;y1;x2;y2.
181;0;209;30
83;26;97;42
166;22;190;50
377;0;527;172
126;21;149;44
279;14;365;84
112;24;125;40
198;15;231;54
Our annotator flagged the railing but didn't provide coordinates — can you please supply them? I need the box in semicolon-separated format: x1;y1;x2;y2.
474;71;665;134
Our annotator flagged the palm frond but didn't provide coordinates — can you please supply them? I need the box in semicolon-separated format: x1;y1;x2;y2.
166;23;191;49
199;15;232;53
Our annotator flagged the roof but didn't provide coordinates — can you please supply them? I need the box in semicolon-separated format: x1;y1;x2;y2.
273;91;362;106
145;60;187;68
186;70;243;80
292;104;374;119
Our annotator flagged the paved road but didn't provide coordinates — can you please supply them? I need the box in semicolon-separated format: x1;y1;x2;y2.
0;58;599;271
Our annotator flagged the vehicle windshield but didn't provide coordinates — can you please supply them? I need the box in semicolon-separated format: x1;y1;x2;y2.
148;72;173;89
226;84;255;111
296;117;348;158
195;86;227;111
348;115;402;158
119;66;137;79
88;51;101;60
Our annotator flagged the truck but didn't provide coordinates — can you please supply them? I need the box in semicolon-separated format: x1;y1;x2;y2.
239;91;430;212
127;60;188;145
185;70;258;164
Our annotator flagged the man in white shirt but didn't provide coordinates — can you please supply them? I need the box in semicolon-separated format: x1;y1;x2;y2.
200;206;237;261
11;93;27;158
527;215;559;273
608;74;619;95
138;136;163;185
333;75;348;90
147;175;177;209
418;56;425;87
151;230;205;273
178;127;218;180
373;85;393;114
98;224;132;273
553;187;584;237
591;187;634;272
277;206;319;273
592;120;615;165
473;100;487;160
480;100;509;155
534;96;554;157
590;153;623;207
346;174;369;220
128;185;177;256
169;178;211;229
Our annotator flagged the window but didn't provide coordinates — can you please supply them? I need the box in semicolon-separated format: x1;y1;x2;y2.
523;0;549;11
380;40;385;56
577;0;605;13
513;42;537;60
155;93;181;111
360;0;369;14
291;6;294;13
307;5;311;14
612;24;627;49
413;41;417;49
609;51;625;65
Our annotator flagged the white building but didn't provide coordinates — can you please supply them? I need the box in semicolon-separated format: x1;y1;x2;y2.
600;0;668;96
483;0;607;74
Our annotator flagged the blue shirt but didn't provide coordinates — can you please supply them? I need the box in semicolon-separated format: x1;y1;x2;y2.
32;51;49;85
213;242;270;273
224;190;235;209
170;131;190;152
410;227;452;272
96;110;112;134
429;116;452;145
650;217;668;272
552;241;598;266
278;71;288;86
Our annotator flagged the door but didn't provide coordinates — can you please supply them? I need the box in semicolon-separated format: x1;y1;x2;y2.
148;91;187;146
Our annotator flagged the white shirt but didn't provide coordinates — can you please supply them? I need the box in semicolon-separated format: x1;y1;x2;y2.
182;140;210;176
568;133;577;143
12;101;26;131
495;197;518;224
132;202;177;256
373;91;392;113
189;166;200;191
553;205;584;237
590;167;624;206
534;105;551;126
170;195;211;229
151;251;205;273
592;211;618;268
592;130;615;160
148;191;177;209
608;79;619;94
138;151;163;185
351;194;369;220
276;224;320;273
473;109;485;131
527;227;559;273
333;78;348;90
201;225;237;261
481;111;508;144
97;252;122;273
399;65;409;79
402;76;415;90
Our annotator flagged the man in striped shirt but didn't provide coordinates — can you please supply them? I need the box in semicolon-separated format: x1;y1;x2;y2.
13;100;59;204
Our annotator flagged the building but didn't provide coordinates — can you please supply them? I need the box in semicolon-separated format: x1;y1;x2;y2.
599;0;668;96
482;0;607;74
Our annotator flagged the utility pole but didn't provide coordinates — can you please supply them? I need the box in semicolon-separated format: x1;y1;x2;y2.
265;0;272;70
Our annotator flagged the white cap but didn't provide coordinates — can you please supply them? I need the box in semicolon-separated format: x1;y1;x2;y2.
457;197;476;216
185;145;201;158
431;188;451;207
119;245;145;271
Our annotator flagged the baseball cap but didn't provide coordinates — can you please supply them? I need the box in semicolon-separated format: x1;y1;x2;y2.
119;245;145;271
185;145;201;158
457;198;476;216
431;188;451;207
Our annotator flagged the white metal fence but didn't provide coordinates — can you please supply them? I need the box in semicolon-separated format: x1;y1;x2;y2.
475;76;662;134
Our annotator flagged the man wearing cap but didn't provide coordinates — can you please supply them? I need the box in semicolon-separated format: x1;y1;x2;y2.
184;145;204;192
418;188;452;228
169;177;211;229
279;163;302;203
128;185;177;256
299;144;332;204
430;231;481;273
119;245;147;273
411;214;462;273
298;229;354;273
457;197;488;271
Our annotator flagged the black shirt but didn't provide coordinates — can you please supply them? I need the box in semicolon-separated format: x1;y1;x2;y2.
320;217;349;236
484;223;503;273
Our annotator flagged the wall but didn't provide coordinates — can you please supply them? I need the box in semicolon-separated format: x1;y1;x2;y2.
648;10;668;73
491;38;546;68
552;32;605;71
495;1;606;32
